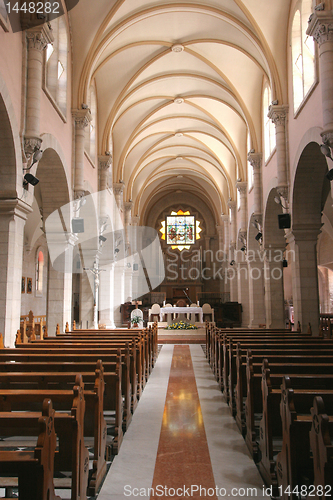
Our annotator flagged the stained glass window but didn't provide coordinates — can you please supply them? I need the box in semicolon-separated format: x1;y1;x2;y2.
160;209;202;250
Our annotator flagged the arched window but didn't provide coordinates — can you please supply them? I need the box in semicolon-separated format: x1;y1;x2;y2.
85;85;97;160
292;1;316;112
45;16;68;116
36;250;44;293
263;84;276;162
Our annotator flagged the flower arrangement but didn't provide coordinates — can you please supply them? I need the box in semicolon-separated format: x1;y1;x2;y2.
131;315;142;327
165;320;198;330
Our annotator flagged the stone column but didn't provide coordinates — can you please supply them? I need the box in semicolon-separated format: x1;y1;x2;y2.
99;262;116;328
308;7;333;145
216;225;224;295
264;247;285;328
113;183;124;211
268;105;289;200
24;25;53;158
46;232;75;335
113;264;125;326
0;199;32;346
247;153;262;216
72;109;92;199
248;255;266;328
288;228;321;334
221;215;230;296
228;201;237;301
236;181;248;233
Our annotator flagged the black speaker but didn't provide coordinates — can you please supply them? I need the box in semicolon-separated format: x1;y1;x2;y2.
278;213;291;229
72;218;84;233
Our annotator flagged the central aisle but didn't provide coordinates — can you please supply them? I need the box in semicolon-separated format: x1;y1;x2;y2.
98;345;270;500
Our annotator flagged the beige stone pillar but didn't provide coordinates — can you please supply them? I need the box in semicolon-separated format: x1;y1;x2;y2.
248;256;266;328
288;228;321;334
247;153;262;216
114;264;125;326
237;258;249;326
24;25;53;158
236;181;248;233
72;109;92;199
221;215;230;296
46;232;75;335
113;183;124;211
268;105;289;200
99;262;116;328
228;201;237;301
264;247;285;328
0;199;32;346
308;7;333;144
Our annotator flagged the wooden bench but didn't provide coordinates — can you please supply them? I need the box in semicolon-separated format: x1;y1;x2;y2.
0;398;61;500
0;347;131;431
0;376;90;500
309;396;333;496
230;341;333;418
253;361;333;490
276;377;333;500
21;339;141;411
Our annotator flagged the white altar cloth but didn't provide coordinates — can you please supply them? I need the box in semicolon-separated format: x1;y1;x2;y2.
159;306;203;323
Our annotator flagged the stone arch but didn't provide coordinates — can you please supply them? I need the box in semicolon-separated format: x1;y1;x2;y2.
0;71;22;198
34;143;71;335
289;141;331;333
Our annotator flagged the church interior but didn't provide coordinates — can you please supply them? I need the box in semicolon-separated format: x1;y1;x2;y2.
1;0;333;498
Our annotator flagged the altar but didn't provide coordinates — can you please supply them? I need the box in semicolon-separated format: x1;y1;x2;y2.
159;306;203;324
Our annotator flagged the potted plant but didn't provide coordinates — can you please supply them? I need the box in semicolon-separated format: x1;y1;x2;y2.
131;315;142;327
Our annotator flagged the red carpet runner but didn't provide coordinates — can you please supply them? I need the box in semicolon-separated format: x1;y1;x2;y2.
150;345;217;499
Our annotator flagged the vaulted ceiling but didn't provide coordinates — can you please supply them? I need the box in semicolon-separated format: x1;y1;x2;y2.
69;0;290;223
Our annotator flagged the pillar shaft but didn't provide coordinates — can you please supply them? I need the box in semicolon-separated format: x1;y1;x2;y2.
268;105;289;195
288;229;321;334
248;259;266;328
308;9;333;137
236;182;247;233
0;199;32;346
264;252;285;329
248;153;262;216
24;25;53;157
72;109;92;198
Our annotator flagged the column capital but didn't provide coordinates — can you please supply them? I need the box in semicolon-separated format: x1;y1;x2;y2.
221;214;229;223
228;200;237;210
321;129;333;148
72;109;92;130
23;137;42;160
307;10;333;46
276;185;289;202
98;155;112;171
289;225;322;242
113;183;124;196
0;198;33;221
26;24;53;51
124;201;133;212
236;181;247;195
268;104;289;126
247;152;262;170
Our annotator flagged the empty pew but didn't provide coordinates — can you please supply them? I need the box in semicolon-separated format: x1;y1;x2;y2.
276;377;333;500
0;398;61;500
309;396;333;498
0;376;89;500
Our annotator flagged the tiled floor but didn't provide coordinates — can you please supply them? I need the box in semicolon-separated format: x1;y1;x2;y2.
97;344;270;500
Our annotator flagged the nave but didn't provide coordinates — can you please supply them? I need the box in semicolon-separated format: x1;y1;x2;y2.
97;344;269;500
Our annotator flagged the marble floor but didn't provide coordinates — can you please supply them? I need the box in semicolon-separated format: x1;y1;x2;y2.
96;344;270;500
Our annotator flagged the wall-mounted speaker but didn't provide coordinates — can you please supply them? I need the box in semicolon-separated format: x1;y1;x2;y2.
278;213;291;229
133;264;139;271
72;218;84;233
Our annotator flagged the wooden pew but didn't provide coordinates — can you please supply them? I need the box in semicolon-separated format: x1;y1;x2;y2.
21;339;141;411
0;359;123;455
309;396;333;498
0;376;90;500
0;398;61;500
253;361;333;491
231;341;333;418
0;347;131;431
276;377;333;500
